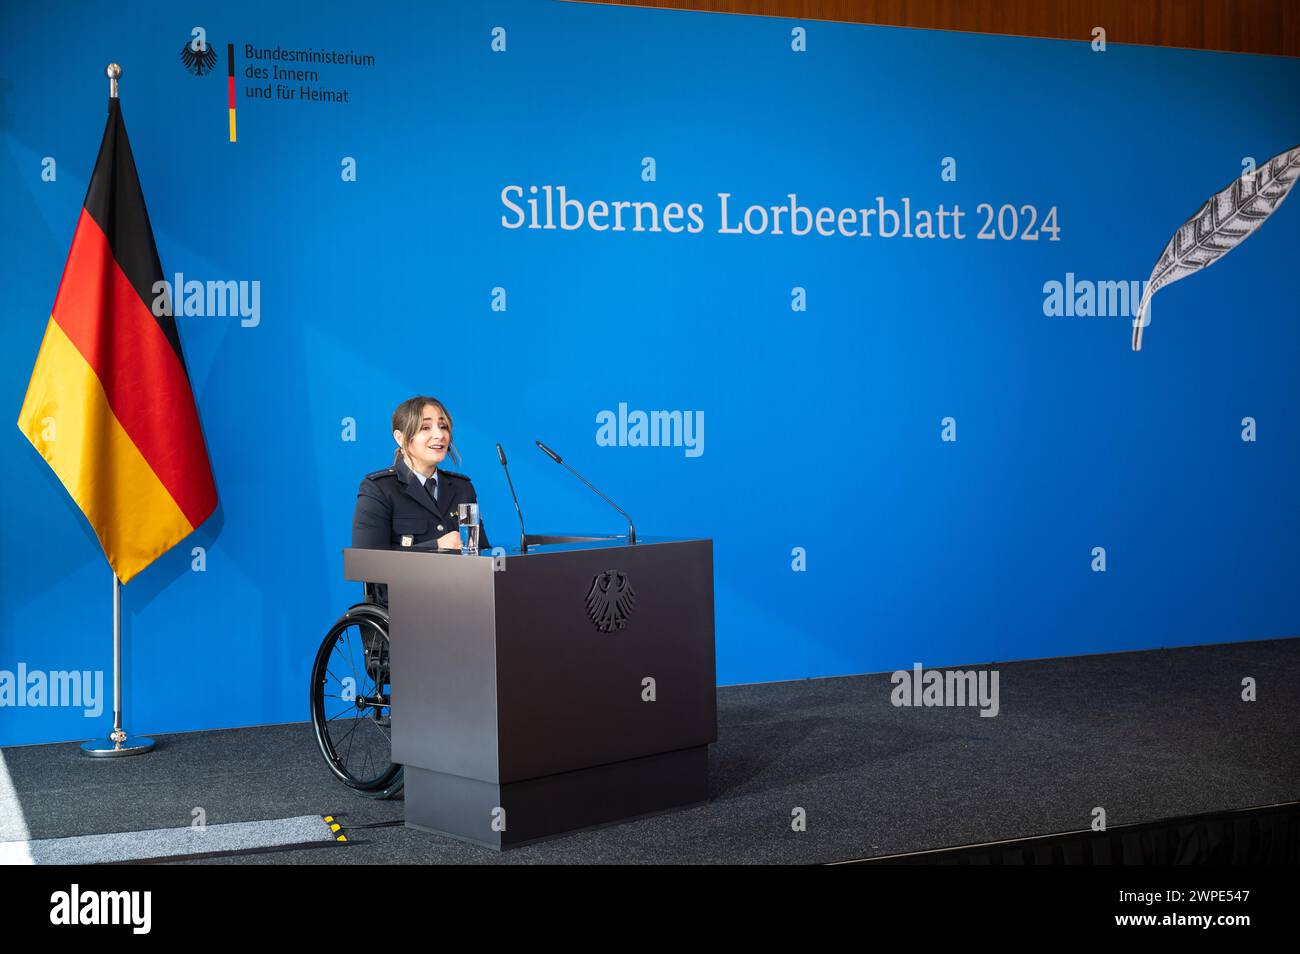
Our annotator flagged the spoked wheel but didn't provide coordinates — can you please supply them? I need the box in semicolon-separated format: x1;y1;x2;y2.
310;603;403;798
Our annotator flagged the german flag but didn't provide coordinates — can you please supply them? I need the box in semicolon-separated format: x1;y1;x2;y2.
17;97;216;584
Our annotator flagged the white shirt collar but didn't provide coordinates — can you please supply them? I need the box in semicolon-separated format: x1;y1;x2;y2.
405;457;437;489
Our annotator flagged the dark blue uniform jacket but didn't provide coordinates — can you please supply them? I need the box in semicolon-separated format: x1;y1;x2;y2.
351;454;490;603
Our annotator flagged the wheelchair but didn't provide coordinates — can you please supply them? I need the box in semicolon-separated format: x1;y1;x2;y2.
309;584;403;798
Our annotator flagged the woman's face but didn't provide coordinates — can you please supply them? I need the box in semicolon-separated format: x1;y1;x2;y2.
398;403;450;472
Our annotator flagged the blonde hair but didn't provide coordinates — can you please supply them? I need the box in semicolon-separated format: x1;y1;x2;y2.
391;395;461;468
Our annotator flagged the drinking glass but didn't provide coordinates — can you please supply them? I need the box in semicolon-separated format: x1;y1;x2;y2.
457;502;480;553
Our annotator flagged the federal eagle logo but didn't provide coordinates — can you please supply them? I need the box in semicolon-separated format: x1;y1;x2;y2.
180;40;218;76
585;569;636;633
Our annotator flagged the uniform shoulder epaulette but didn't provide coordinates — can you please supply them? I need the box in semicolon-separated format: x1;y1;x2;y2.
439;469;472;482
364;466;397;481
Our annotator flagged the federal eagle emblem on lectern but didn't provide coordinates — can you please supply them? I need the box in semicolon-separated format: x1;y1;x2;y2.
585;569;636;633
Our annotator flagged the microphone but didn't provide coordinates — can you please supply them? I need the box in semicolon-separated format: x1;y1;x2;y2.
496;443;529;553
535;440;636;544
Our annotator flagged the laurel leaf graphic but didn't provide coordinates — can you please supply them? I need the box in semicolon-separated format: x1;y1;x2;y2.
1132;144;1300;351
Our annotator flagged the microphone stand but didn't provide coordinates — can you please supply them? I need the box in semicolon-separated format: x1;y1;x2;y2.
535;440;636;544
496;443;529;553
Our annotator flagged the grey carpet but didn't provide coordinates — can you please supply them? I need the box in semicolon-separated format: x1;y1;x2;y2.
1;638;1296;864
0;814;341;865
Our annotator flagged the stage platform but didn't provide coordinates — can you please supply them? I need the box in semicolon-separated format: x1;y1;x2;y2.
1;638;1296;864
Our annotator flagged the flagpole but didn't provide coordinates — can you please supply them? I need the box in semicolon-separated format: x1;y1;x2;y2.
80;61;155;759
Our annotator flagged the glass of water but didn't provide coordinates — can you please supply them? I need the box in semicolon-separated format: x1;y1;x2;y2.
457;502;480;553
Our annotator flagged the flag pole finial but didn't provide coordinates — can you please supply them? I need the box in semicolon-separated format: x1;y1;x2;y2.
106;63;122;99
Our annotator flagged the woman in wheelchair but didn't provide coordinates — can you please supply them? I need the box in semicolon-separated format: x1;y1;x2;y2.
310;395;490;798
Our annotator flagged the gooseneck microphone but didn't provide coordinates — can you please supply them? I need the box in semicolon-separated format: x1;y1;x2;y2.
535;441;636;544
496;443;529;553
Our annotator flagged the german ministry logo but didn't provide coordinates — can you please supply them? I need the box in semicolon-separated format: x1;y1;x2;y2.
180;29;218;76
585;570;636;633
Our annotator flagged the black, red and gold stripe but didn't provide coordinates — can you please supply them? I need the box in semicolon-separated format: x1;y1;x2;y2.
227;43;237;142
18;98;217;583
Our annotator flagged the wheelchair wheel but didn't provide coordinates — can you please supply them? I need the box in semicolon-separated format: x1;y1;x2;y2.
310;602;404;799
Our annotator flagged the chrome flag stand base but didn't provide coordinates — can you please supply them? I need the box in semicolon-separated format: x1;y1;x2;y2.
80;733;155;758
79;569;155;758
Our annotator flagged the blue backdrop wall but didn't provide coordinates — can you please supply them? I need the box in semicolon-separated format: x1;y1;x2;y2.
2;0;1297;746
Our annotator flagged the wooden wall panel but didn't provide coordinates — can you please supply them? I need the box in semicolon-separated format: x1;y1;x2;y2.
569;1;1300;57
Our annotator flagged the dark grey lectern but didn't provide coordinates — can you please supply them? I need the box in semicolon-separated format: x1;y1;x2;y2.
343;535;716;849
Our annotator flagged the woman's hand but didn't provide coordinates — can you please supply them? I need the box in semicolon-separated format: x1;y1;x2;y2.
436;530;461;550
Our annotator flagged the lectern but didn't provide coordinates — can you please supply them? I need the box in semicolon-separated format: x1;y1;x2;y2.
343;535;716;849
